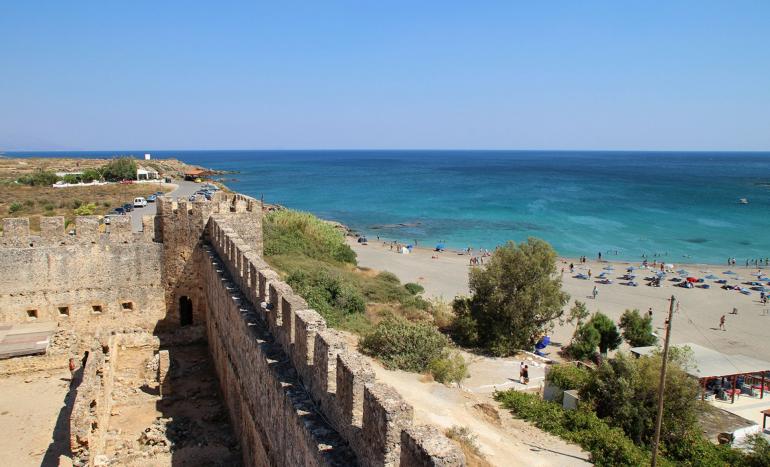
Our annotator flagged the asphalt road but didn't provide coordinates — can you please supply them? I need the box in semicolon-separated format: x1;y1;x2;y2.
129;180;205;232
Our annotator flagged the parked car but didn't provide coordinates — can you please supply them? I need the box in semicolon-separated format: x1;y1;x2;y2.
147;194;157;202
113;207;126;215
133;197;147;208
103;214;121;224
123;203;133;212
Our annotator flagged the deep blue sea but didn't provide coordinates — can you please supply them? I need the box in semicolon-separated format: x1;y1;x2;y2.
7;150;770;264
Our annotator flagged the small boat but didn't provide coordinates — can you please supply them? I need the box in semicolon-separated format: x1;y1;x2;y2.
738;198;749;204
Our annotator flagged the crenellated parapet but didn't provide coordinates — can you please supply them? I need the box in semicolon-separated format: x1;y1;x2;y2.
204;215;465;466
0;215;153;248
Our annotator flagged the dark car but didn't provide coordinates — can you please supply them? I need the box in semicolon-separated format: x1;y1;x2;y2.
155;191;164;196
147;194;157;202
123;203;134;212
113;207;126;215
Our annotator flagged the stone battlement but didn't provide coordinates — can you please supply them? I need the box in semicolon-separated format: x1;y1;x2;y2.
205;214;464;466
0;215;153;247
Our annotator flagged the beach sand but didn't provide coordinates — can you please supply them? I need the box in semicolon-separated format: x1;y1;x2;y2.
348;238;770;359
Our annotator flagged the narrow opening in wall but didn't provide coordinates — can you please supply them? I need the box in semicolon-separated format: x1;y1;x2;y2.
121;301;134;311
92;305;103;314
58;306;70;317
27;309;38;320
179;296;193;326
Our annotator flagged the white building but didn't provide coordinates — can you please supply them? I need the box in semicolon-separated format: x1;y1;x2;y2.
136;165;160;180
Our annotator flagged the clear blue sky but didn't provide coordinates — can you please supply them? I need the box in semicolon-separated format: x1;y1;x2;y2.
1;1;769;151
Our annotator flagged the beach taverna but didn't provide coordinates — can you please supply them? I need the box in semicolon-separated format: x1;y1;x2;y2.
630;343;770;404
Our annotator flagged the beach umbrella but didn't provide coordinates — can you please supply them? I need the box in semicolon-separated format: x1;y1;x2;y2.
705;274;719;280
677;269;689;275
665;263;674;269
604;265;614;271
686;277;698;283
627;266;636;271
724;270;737;275
435;243;445;251
656;271;666;277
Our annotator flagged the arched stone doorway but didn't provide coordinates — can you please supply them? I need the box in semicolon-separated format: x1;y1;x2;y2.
179;296;193;326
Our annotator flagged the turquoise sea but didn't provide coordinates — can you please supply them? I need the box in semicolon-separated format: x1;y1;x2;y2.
8;150;770;264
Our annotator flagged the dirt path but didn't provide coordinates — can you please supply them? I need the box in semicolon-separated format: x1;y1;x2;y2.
0;367;73;467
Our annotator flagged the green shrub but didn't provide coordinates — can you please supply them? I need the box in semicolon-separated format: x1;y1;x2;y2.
74;203;97;216
43;202;55;212
619;309;657;347
62;174;81;184
286;268;366;319
264;210;356;264
8;202;22;214
71;199;84;209
360;316;449;372
449;297;479;346
377;271;400;284
102;157;137;181
569;321;600;361
16;169;60;186
404;282;425;295
428;351;469;384
546;364;591;391
23;199;35;207
494;391;650;466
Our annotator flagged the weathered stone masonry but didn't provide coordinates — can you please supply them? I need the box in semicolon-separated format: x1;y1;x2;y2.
1;191;464;466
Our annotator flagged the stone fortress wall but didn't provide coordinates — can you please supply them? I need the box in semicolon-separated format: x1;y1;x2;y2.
0;215;165;335
1;190;464;466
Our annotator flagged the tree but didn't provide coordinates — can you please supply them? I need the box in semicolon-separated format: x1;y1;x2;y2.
619;309;657;347
458;239;570;356
580;349;701;454
566;300;590;337
588;312;622;356
102;157;137;181
570;321;600;361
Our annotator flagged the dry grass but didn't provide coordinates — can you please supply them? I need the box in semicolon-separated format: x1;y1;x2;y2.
0;183;173;230
0;156;202;180
445;426;493;467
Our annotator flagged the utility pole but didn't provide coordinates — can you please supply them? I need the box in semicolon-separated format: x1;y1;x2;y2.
651;294;676;467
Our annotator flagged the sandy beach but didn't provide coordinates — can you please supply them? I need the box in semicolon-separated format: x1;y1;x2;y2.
348;238;770;359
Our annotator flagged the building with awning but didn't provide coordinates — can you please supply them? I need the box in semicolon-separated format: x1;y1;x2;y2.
136;165;160;180
630;343;770;404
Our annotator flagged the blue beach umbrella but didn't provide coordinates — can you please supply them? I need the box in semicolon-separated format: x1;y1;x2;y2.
705;274;719;280
435;243;445;251
677;269;689;275
724;270;737;275
627;266;636;271
604;265;614;271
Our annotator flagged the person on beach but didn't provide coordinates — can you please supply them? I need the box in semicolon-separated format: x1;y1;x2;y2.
592;286;598;300
730;307;738;315
598;252;602;261
588;269;592;279
522;365;530;384
647;307;653;318
569;263;574;273
519;362;525;383
719;315;726;331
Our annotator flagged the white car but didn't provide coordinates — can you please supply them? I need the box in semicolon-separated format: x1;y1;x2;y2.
133;197;148;208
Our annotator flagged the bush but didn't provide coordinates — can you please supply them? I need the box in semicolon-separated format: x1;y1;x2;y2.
8;202;23;214
588;312;622;355
360;316;449;372
404;282;425;295
102;157;137;181
286;268;366;319
428;351;469;384
495;391;650;466
16;169;60;186
74;203;97;216
619;309;657;347
264;210;356;264
569;321;600;361
546;363;591;391
450;297;479;346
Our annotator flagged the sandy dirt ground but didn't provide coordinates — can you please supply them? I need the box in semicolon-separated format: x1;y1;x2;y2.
0;367;73;467
349;238;770;464
350;238;770;358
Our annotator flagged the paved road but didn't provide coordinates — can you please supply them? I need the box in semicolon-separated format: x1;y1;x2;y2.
129;180;205;232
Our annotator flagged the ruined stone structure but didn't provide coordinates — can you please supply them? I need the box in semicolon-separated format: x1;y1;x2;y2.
0;191;464;466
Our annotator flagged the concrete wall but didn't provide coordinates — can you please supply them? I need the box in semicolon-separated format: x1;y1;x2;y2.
0;216;165;335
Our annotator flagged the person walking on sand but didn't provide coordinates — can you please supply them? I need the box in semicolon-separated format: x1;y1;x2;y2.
588;269;592;279
719;315;726;331
519;362;525;384
730;307;738;315
647;307;653;319
522;365;530;384
592;286;598;300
